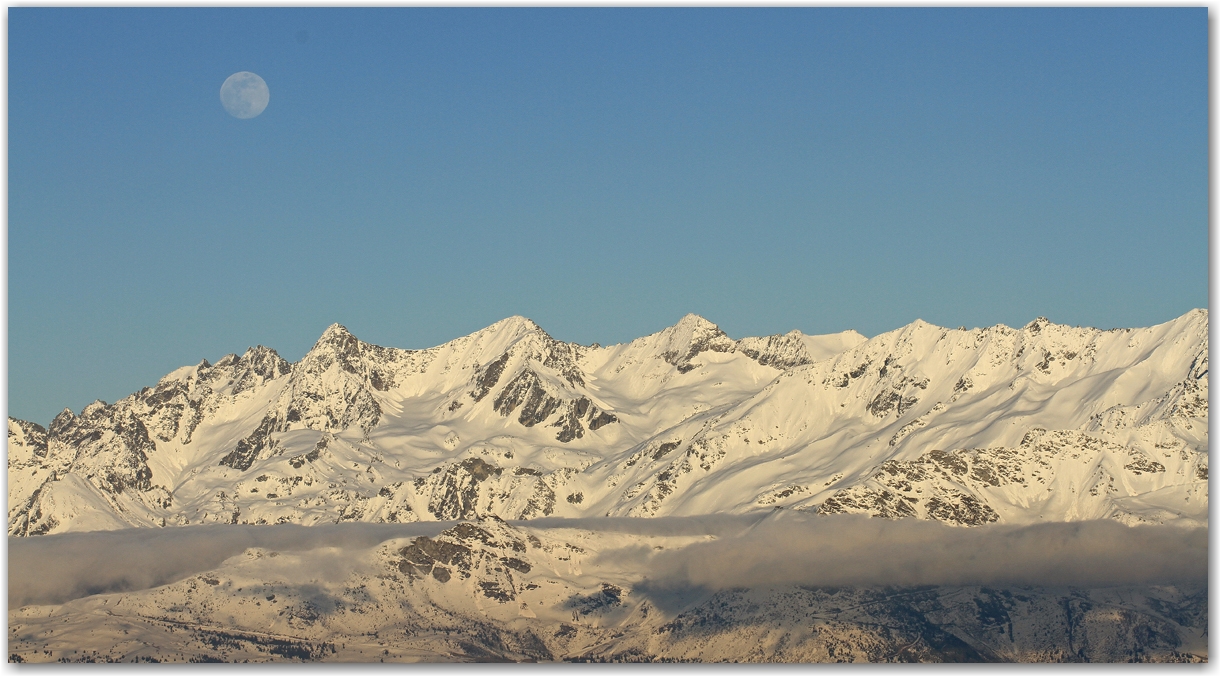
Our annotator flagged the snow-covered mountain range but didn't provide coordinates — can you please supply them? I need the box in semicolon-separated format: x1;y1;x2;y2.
8;310;1208;536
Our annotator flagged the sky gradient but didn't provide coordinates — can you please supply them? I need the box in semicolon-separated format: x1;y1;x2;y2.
8;8;1208;425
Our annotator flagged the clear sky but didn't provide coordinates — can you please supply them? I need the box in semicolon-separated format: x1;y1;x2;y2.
8;8;1208;425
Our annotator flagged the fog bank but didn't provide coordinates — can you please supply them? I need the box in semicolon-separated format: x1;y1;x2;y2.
632;512;1208;590
9;522;451;609
8;514;1206;610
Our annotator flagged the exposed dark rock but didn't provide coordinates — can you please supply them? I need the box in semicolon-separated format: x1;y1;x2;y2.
552;397;618;443
471;353;510;403
494;371;562;428
540;342;586;388
308;325;363;375
660;316;736;373
479;581;515;603
925;493;998;526
449;521;527;552
9;418;48;459
652;441;681;461
566;584;624;614
553;403;586;443
818;488;916;519
1124;456;1166;475
399;536;473;572
457;458;498;481
219;414;279;471
500;556;531;573
39;407;160;496
588;410;617;430
878;355;898;378
736;333;815;370
1036;350;1054;373
867;390;920;418
521;480;558;519
424;459;503;520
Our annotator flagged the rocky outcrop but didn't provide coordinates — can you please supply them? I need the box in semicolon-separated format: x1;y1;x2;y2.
656;314;737;373
736;332;816;370
395;519;532;604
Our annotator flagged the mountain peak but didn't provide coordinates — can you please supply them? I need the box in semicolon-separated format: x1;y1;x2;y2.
673;313;719;333
48;408;77;436
652;314;734;370
308;323;360;354
1166;308;1208;330
1022;317;1054;336
468;316;551;351
300;323;364;375
486;316;545;335
884;318;944;341
318;323;355;342
660;314;725;344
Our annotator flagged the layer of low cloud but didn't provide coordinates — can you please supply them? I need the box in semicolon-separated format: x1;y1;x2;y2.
8;514;1206;610
625;512;1208;590
8;522;450;609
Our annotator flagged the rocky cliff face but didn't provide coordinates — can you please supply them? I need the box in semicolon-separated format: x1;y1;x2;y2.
8;310;1208;535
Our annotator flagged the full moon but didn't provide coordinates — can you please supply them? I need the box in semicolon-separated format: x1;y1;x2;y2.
220;72;269;119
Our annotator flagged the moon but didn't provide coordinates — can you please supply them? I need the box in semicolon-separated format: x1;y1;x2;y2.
220;72;269;119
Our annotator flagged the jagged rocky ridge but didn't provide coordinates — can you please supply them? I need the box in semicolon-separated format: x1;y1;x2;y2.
8;310;1209;534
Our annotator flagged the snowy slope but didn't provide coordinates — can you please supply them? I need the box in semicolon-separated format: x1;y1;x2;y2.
8;310;1208;535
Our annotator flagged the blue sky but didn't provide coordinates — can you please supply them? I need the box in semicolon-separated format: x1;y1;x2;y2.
9;8;1208;425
